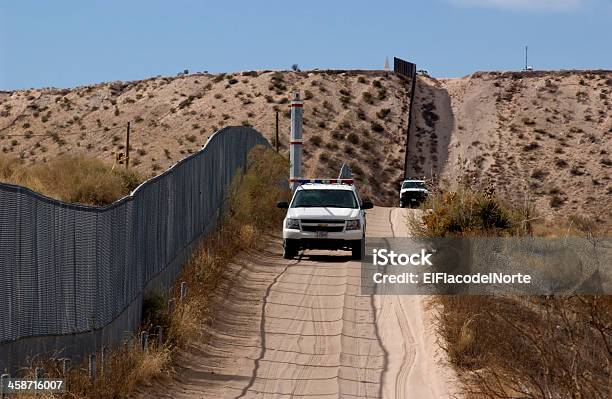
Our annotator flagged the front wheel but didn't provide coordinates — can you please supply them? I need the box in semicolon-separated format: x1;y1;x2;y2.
399;200;405;208
283;239;298;259
351;239;364;260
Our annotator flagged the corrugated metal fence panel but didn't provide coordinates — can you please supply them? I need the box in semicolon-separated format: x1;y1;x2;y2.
393;56;418;178
393;57;416;77
0;126;270;360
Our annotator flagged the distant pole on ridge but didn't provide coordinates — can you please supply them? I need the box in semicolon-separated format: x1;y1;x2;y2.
126;121;130;169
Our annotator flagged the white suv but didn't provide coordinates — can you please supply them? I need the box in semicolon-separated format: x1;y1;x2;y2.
399;179;428;208
276;179;373;260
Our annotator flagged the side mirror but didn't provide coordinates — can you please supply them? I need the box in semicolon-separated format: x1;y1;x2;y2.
276;201;289;209
361;201;373;210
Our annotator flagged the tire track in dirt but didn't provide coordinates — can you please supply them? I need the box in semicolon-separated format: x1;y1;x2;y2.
235;253;304;398
140;207;460;398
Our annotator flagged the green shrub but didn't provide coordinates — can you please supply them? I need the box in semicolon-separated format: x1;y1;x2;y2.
371;122;384;133
362;92;374;104
376;108;391;119
310;135;322;146
377;87;387;100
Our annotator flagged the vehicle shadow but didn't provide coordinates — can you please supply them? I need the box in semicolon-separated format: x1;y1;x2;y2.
300;253;353;263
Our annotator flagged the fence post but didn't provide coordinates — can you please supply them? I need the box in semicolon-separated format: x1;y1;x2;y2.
140;331;149;353
1;373;9;398
275;110;279;152
100;347;107;375
88;354;96;381
125;121;131;169
180;282;188;301
123;331;135;350
156;325;163;347
60;358;71;376
168;299;176;313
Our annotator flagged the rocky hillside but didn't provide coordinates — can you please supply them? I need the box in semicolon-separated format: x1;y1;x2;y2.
409;70;611;226
2;68;609;222
0;71;411;206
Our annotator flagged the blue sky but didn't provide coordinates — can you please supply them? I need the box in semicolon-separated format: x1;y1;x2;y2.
1;0;611;90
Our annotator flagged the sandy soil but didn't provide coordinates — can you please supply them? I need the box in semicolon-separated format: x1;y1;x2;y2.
3;68;609;220
0;70;411;205
409;71;611;226
136;207;459;398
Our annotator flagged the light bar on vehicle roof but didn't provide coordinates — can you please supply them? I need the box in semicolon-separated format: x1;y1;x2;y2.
295;178;354;185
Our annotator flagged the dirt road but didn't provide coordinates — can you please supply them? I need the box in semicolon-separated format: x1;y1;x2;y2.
148;207;459;398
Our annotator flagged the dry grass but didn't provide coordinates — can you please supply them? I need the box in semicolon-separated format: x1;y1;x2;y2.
414;187;611;398
17;344;172;399
409;186;533;237
416;71;611;228
436;295;611;399
0;154;142;205
11;147;288;398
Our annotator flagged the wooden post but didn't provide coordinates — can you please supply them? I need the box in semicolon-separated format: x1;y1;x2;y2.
125;121;131;169
275;111;279;152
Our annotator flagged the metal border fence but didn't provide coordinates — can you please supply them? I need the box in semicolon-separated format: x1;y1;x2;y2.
393;57;418;179
0;126;270;371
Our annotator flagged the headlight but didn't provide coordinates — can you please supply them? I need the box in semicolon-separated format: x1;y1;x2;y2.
346;219;361;231
285;218;300;229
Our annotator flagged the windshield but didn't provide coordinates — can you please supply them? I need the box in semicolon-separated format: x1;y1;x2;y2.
402;181;426;189
291;189;358;209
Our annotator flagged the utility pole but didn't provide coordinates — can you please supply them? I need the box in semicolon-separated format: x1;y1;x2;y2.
525;45;528;71
125;121;130;169
275;110;279;152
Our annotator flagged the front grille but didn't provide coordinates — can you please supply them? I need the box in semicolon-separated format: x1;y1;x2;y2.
401;192;427;200
300;219;343;224
302;225;344;233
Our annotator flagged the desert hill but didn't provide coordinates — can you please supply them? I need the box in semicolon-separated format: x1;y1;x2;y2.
408;70;611;227
0;70;411;205
1;68;610;224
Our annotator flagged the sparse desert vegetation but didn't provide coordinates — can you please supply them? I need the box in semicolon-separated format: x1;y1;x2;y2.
410;70;611;227
2;68;608;219
411;188;610;399
0;154;141;205
0;70;409;205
